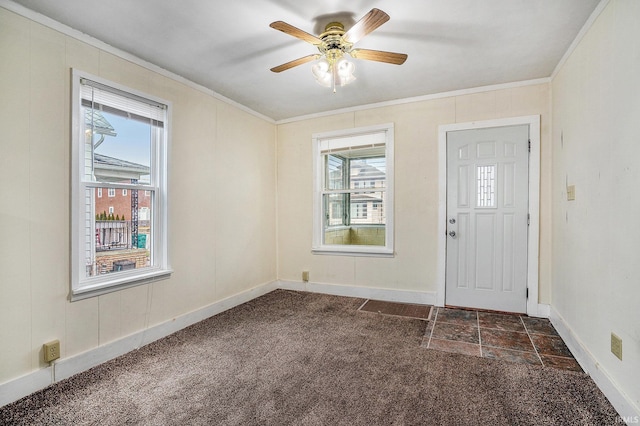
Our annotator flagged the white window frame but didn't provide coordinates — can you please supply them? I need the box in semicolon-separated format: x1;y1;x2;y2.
97;188;102;198
312;123;394;257
70;69;171;300
107;188;115;197
122;188;127;196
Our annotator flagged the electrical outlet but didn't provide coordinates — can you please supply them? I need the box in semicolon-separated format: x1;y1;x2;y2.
302;271;309;282
567;185;576;201
611;333;622;361
43;340;60;362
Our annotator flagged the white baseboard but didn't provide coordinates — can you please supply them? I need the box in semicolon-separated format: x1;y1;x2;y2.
277;280;437;305
550;306;640;421
0;368;52;408
0;280;278;407
532;303;550;318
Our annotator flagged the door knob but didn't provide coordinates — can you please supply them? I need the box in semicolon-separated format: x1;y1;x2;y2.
449;231;456;238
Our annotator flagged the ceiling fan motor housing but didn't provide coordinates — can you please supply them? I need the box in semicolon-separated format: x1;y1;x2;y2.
318;22;353;62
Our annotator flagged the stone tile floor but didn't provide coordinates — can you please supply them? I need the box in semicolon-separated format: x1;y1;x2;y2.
422;307;582;372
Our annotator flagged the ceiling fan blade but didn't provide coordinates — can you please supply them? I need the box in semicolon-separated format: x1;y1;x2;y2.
270;21;322;45
350;49;407;65
343;8;390;44
270;54;320;73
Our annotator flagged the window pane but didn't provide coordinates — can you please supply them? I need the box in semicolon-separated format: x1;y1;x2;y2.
323;191;385;246
323;193;348;227
477;165;496;207
350;191;385;225
322;152;387;246
350;157;386;189
325;154;345;190
83;107;152;185
84;187;152;278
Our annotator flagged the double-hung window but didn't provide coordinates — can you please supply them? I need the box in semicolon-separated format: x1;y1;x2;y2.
70;70;171;300
312;123;394;256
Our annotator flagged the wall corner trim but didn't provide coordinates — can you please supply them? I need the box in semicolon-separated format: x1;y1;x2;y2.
550;306;640;420
550;0;611;80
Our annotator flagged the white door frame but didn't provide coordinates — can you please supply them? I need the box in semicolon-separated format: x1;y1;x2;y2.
436;115;541;316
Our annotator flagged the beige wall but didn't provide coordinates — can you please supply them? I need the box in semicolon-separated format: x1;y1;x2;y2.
277;84;552;300
0;8;277;385
3;0;637;415
551;0;640;412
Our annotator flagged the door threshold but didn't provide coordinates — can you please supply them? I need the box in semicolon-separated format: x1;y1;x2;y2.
444;304;522;316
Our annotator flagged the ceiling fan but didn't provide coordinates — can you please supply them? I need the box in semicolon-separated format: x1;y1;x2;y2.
269;8;407;92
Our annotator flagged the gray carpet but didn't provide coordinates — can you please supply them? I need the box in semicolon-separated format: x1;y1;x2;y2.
0;290;620;425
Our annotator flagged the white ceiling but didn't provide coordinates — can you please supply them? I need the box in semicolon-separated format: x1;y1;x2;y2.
9;0;601;121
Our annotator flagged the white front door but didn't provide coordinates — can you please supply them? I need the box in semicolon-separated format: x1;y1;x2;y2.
445;124;529;313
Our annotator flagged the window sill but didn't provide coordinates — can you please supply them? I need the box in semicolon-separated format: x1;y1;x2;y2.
71;268;173;301
312;246;394;258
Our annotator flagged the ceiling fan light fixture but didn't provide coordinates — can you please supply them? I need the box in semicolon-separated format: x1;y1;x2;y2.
336;58;356;85
312;59;332;87
312;57;356;91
